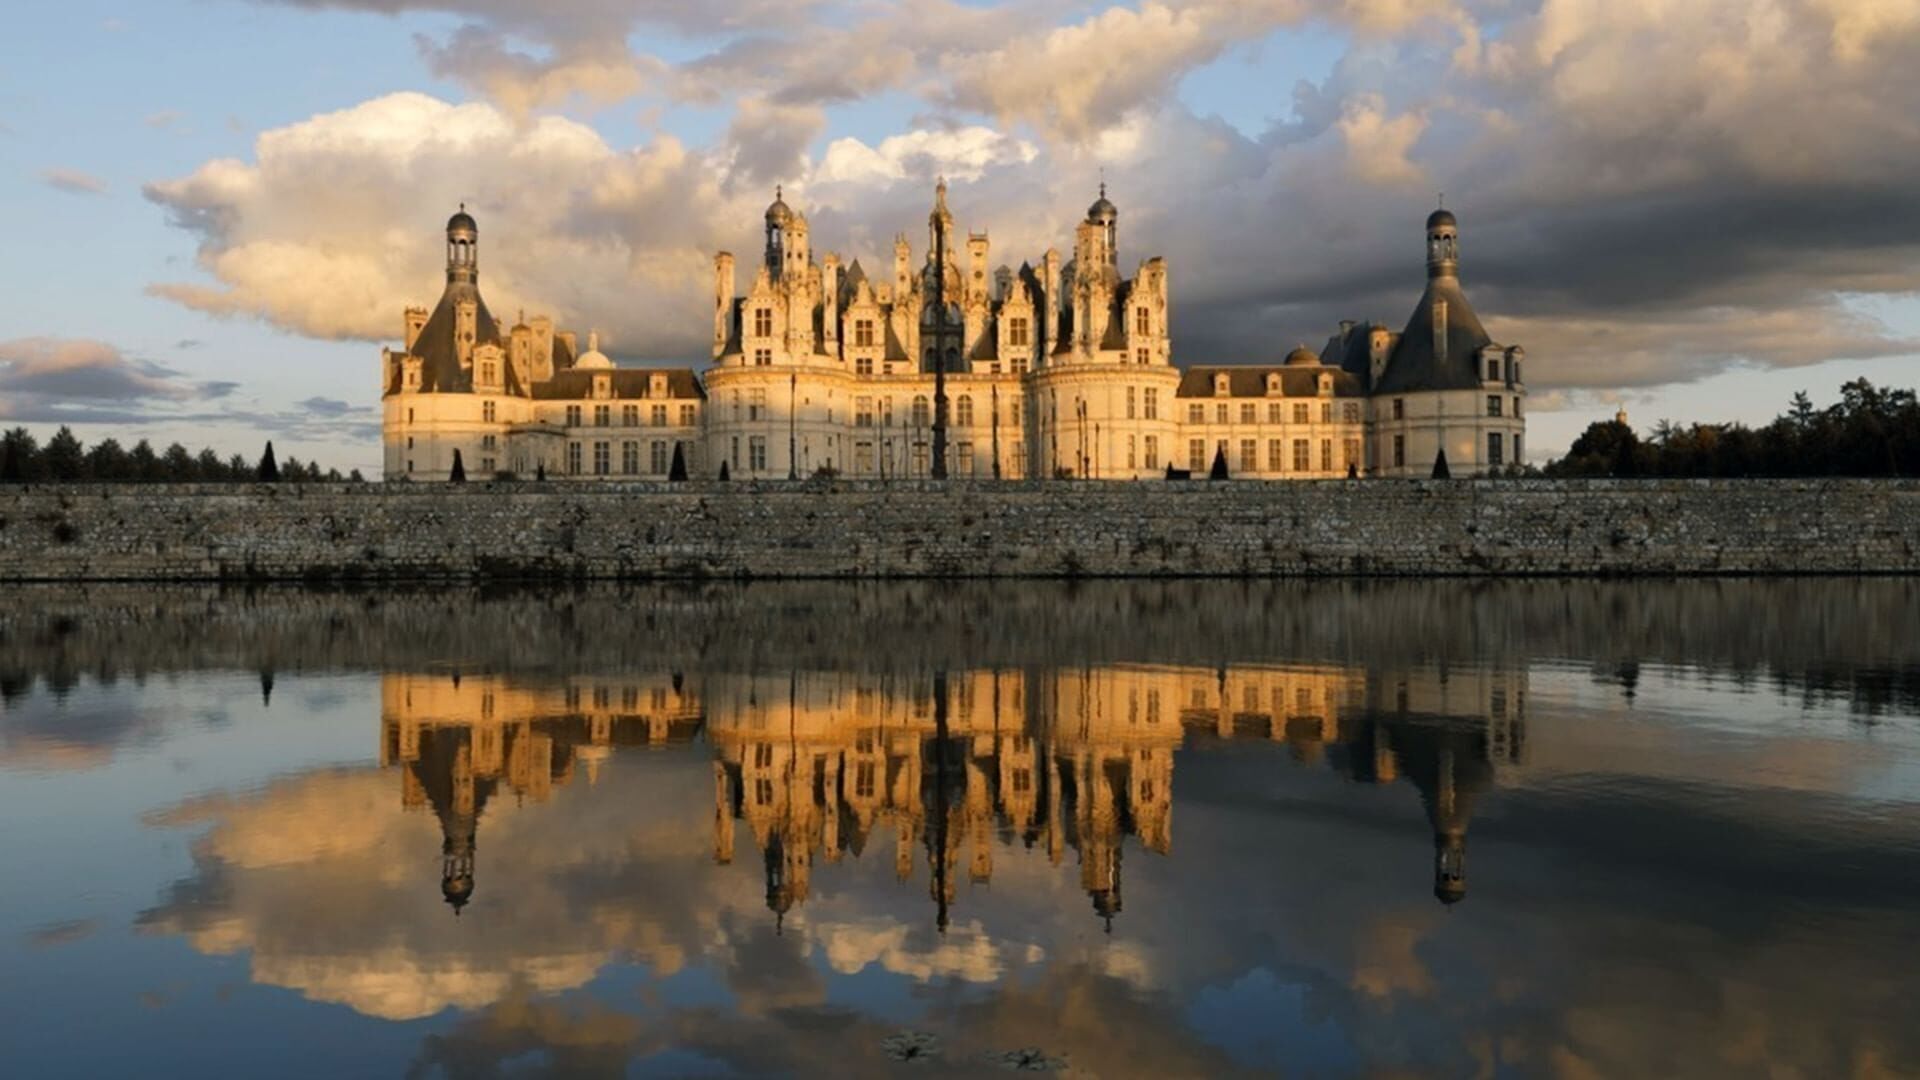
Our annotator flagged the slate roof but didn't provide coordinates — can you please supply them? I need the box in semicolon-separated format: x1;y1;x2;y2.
1372;277;1494;395
1174;364;1364;398
530;367;705;401
390;280;511;395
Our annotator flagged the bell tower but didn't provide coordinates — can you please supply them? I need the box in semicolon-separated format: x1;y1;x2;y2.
446;204;478;286
1426;205;1458;280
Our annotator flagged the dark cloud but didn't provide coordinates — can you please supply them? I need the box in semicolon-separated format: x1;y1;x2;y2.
297;396;353;417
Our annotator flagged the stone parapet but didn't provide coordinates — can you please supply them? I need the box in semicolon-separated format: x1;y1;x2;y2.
1;479;1916;582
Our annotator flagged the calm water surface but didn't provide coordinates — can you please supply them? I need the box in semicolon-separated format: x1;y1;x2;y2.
3;581;1919;1078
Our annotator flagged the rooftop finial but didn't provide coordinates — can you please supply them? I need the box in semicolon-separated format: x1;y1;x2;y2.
775;183;782;200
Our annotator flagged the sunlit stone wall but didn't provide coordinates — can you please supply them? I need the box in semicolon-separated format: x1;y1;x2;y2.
0;479;1916;582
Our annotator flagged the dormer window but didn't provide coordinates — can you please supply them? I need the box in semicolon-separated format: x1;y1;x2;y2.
1265;373;1281;395
753;307;773;337
649;373;667;398
1318;374;1333;395
1213;373;1231;397
594;375;610;399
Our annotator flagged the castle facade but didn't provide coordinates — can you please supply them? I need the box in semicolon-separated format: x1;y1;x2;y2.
382;185;1525;481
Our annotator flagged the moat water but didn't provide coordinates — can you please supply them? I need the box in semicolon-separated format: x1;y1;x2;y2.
2;581;1919;1078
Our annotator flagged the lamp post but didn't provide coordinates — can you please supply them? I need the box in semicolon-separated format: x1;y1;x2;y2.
991;384;1002;480
787;370;798;481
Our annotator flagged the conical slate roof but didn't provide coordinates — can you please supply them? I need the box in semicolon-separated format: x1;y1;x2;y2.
1373;277;1493;395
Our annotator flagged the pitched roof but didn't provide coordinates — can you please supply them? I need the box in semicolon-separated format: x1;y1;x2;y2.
390;280;510;395
1373;277;1494;395
530;367;706;401
1174;364;1364;398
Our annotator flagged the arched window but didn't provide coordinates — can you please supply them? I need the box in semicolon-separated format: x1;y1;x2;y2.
956;395;974;426
912;395;931;427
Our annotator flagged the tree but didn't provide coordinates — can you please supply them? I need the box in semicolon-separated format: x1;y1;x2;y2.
43;427;85;481
86;438;130;481
163;442;196;481
283;455;307;482
196;448;226;480
450;448;467;483
2;427;42;482
1208;445;1230;480
228;453;250;478
668;442;689;482
349;469;365;483
129;439;163;482
717;460;731;481
257;441;280;482
1431;448;1451;480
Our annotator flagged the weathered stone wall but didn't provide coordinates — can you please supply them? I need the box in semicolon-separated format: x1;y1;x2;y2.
1;478;1916;582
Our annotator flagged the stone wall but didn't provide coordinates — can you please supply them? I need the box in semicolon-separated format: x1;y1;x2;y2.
1;478;1916;582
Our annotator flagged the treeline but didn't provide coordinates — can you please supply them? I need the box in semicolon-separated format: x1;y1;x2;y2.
1548;379;1920;478
0;426;362;483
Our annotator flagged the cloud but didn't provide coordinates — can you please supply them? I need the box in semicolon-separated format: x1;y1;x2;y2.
0;338;191;402
158;0;1920;402
298;396;353;417
41;168;108;196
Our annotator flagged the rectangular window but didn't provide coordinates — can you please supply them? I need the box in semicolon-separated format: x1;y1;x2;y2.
1011;355;1028;375
854;441;874;474
1321;403;1333;424
855;397;874;426
1344;438;1361;474
1239;438;1256;472
1488;432;1505;466
1513;397;1522;418
621;441;638;474
1136;348;1149;365
911;441;929;475
650;440;668;474
594;405;610;427
749;388;767;421
753;307;773;337
679;405;696;426
1215;403;1228;424
566;405;582;427
854;319;875;347
1009;317;1029;346
1127;435;1137;469
480;456;495;474
482;400;496;423
1292;403;1309;424
1144;435;1158;469
1144;388;1158;420
731;436;739;469
748;436;767;472
1136;307;1150;335
1011;441;1025;477
1189;438;1206;471
1514;434;1523;463
1392;398;1405;420
856;355;873;375
753;348;772;367
1268;402;1282;424
650;404;667;426
1188;404;1204;424
1320;439;1332;472
618;404;634;426
593;441;610;475
1487;395;1503;417
1487;358;1501;381
1268;438;1284;471
567;441;582;475
481;434;497;450
958;441;975;476
1239;403;1256;425
1344;402;1360;423
1127;386;1137;419
1393;434;1405;468
1293;439;1310;472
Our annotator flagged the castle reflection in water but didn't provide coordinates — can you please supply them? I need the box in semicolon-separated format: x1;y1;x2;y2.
382;662;1524;927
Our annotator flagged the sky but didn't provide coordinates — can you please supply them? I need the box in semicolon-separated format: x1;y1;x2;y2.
2;0;1919;474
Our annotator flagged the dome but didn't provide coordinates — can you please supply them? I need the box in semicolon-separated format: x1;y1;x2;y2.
447;205;477;234
1427;207;1457;230
765;186;794;227
575;331;613;370
1087;183;1117;224
1284;345;1320;367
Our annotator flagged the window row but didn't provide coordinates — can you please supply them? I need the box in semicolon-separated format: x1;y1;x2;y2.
561;404;697;427
1185;401;1361;425
565;440;685;475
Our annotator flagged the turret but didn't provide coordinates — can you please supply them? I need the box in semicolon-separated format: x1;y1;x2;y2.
765;186;793;279
1086;183;1118;265
1426;207;1458;280
446;204;478;286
